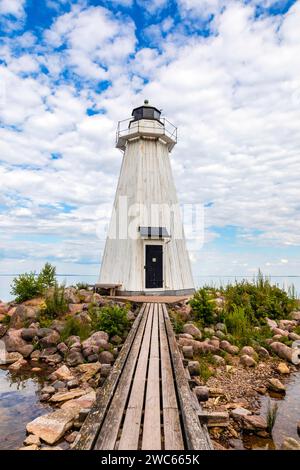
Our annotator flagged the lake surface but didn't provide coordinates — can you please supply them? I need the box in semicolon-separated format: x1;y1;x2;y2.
0;367;52;450
1;274;299;302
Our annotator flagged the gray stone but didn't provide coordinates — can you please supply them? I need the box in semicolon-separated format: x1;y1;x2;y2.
256;346;270;358
41;385;56;395
52;380;67;390
66;350;84;366
45;353;62;365
220;340;239;355
100;364;111;377
240;346;256;357
267;378;286;394
182;345;193;359
21;328;38;341
57;342;68;354
99;350;114;364
242;415;267;431
240;354;257;367
3;329;33;357
194;386;209;402
0;351;23;365
10;305;39;329
231;407;252;420
212;354;226;366
183;323;202;339
188;360;200;376
37;328;53;338
216;322;226;332
24;434;41;446
26;408;78;445
39;330;60;347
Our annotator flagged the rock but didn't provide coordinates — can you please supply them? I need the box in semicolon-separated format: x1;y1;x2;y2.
24;434;41;446
110;335;122;345
26;408;78;444
19;444;39;450
66;350;84;366
194;386;209;402
212;354;226;366
65;431;79;444
3;329;34;357
188;360;199;376
277;362;290;374
21;328;38;341
242;415;267;431
76;362;101;381
45;354;62;365
99;351;114;364
270;342;300;365
267;378;286;394
178;333;193;339
41;386;56;395
50;389;88;403
64;287;80;304
0;302;10;315
67;379;80;389
183;323;202;339
215;322;226;332
209;387;225;397
8;358;27;370
61;391;96;413
39;330;60;348
31;350;41;361
57;342;68;354
273;327;289;337
87;354;99;363
240;346;256;357
256;346;270;358
52;380;66;390
32;367;42;372
220;340;239;355
208;338;220;349
83;331;109;346
68;304;84;315
279;319;296;331
290;311;300;322
240;354;257;367
0;324;8;338
265;318;277;329
37;328;53;338
215;330;226;339
289;332;300;341
281;437;300;450
40;347;57;359
203;327;215;336
10;305;39;329
49;365;74;381
0;351;23;365
231;407;252;420
50;320;66;334
65;335;80;347
182;345;193;359
100;364;111;377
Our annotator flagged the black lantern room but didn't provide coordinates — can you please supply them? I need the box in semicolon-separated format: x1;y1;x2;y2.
131;100;161;122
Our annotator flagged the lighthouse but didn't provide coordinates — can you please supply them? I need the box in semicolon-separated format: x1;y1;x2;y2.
99;101;195;296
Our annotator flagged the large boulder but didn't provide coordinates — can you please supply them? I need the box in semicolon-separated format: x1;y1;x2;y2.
26;408;78;445
68;304;84;315
182;323;202;339
3;329;34;357
272;327;289;337
99;351;114;364
76;362;101;381
240;346;256;357
9;358;27;370
0;351;23;365
61;391;96;414
64;287;80;304
242;415;267;431
267;378;286;394
194;386;209;402
50;389;88;403
10;305;39;329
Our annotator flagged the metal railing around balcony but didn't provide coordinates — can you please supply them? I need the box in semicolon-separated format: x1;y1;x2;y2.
116;117;178;148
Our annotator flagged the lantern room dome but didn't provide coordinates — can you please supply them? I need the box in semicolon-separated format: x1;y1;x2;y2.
132;100;161;122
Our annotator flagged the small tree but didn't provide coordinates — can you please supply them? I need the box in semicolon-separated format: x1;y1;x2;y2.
189;287;216;325
43;283;68;319
10;272;41;303
37;262;56;292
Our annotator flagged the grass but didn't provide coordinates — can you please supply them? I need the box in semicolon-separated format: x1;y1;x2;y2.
195;353;215;382
169;309;184;334
60;316;91;342
266;400;279;434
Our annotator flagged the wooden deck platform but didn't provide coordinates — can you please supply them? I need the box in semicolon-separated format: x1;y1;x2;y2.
74;303;212;450
109;295;190;304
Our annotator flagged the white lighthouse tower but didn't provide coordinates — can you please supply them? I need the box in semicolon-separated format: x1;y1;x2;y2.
99;101;194;296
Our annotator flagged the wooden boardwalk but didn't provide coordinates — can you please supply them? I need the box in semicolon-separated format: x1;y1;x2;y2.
74;303;212;450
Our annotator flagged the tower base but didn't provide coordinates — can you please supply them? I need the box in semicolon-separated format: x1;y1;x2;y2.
116;288;195;297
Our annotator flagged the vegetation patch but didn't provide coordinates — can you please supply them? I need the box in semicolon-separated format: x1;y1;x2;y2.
10;263;56;303
89;304;130;337
60;316;91;342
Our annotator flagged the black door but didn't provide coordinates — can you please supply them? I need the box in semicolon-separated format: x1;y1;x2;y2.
145;245;163;289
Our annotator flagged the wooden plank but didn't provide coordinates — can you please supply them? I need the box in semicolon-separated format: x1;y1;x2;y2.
93;303;151;450
162;304;213;450
142;303;161;450
73;303;147;450
118;303;154;450
158;303;184;450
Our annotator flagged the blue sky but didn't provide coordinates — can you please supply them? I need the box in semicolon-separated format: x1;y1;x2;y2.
0;0;300;282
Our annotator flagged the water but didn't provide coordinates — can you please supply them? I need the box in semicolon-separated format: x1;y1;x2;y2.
1;274;299;302
0;367;52;450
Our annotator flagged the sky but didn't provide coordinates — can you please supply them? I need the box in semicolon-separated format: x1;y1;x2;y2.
0;0;300;282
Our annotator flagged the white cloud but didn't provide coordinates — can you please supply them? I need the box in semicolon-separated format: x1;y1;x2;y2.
0;0;300;280
0;0;25;18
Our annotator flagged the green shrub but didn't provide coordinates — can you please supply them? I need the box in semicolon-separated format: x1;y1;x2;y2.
10;263;57;303
91;305;129;337
10;272;41;303
189;287;216;325
37;263;56;292
76;282;90;290
223;272;297;324
60;317;91;342
196;354;214;382
225;305;252;344
43;283;68;319
169;309;184;334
